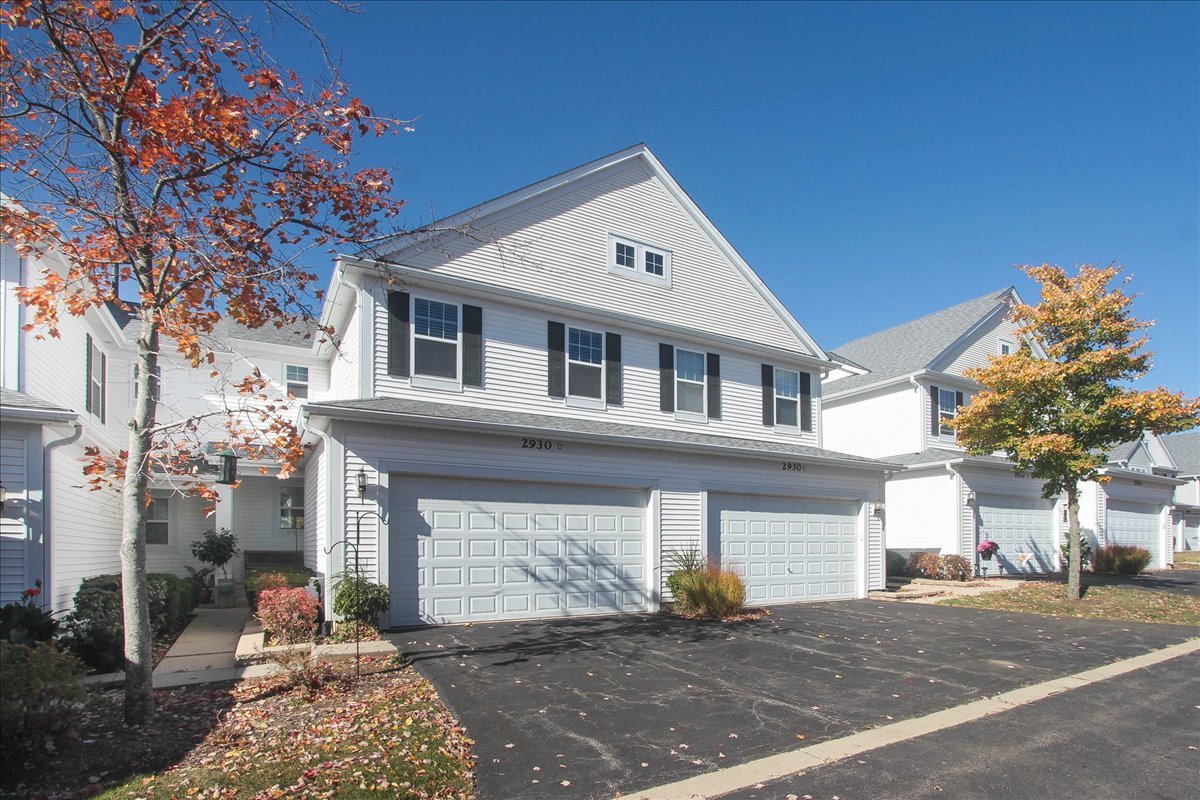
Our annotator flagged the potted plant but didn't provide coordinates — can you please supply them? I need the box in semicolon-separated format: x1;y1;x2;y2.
185;566;214;604
191;529;239;598
977;539;1000;561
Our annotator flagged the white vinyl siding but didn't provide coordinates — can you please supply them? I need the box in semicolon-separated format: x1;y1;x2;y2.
386;160;806;352
48;441;123;612
371;295;821;446
303;442;325;572
0;435;29;604
823;385;922;459
937;311;1024;376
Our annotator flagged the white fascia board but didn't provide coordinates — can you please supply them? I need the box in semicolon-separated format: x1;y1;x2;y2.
339;257;837;373
823;369;981;403
301;403;892;473
1099;466;1186;486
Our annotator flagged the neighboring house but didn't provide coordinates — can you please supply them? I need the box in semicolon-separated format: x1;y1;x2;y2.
0;226;318;611
822;288;1180;575
1161;430;1200;551
298;144;890;627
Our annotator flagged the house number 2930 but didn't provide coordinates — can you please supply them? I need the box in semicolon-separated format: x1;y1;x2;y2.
781;462;807;471
521;438;561;451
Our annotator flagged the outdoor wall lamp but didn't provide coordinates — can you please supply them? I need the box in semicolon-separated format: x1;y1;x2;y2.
356;466;369;499
964;490;977;505
216;452;239;485
871;500;885;516
0;482;6;511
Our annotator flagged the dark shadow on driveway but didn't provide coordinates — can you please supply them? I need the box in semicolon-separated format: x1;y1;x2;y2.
1026;569;1200;596
393;601;1199;800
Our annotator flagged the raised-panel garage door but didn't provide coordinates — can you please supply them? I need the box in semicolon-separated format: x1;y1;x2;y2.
389;478;648;626
977;494;1056;573
709;495;858;604
1107;501;1161;564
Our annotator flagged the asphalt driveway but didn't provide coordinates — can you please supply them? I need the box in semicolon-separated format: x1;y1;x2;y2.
396;601;1199;800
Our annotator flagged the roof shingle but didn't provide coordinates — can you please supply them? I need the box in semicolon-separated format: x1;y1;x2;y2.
1162;430;1200;476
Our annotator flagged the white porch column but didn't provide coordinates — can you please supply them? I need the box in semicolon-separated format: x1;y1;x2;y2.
214;482;236;577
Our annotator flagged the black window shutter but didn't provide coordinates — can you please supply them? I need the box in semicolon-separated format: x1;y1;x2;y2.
800;372;812;432
706;353;721;419
605;332;623;406
761;364;775;426
955;391;965;414
99;351;107;424
387;291;410;377
85;334;93;414
462;304;483;387
929;385;940;435
659;344;675;413
547;321;565;398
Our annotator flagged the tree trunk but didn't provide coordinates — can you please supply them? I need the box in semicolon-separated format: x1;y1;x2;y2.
120;312;160;725
1066;483;1083;602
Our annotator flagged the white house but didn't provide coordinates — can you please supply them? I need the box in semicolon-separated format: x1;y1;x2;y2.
821;288;1180;575
3;146;892;624
296;144;890;627
1;227;321;611
1160;430;1199;551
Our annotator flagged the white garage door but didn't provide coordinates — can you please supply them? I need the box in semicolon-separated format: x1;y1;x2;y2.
389;477;648;626
977;494;1056;573
1107;501;1161;563
710;495;858;604
1183;513;1200;551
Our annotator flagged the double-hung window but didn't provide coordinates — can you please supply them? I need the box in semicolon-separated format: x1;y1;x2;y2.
774;368;800;427
413;298;459;380
280;486;305;530
85;334;106;421
567;327;604;400
675;349;706;415
132;364;161;401
285;365;309;399
938;388;958;435
146;493;169;545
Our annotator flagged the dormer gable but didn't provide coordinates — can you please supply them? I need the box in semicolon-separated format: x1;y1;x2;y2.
358;145;825;359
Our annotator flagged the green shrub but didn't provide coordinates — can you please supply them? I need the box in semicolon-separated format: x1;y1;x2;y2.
1;581;59;645
939;554;973;581
61;572;197;672
0;642;86;759
671;565;746;619
190;528;239;578
885;550;909;578
1092;545;1152;576
907;551;943;579
333;575;390;623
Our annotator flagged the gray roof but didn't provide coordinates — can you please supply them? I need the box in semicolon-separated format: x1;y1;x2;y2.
304;397;891;470
0;387;72;413
1105;439;1142;464
824;288;1012;396
882;447;1016;468
107;302;319;349
1162;430;1200;476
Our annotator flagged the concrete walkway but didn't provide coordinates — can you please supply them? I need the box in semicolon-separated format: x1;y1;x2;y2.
152;606;252;686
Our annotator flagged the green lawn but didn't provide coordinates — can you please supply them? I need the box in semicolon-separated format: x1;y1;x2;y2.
941;582;1200;626
95;666;474;800
1174;551;1200;570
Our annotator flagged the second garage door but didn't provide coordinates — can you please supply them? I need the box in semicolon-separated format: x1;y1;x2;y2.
709;494;859;605
977;494;1057;573
1106;501;1161;564
389;478;648;627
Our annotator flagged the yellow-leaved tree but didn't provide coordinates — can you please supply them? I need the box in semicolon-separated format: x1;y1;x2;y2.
953;264;1199;601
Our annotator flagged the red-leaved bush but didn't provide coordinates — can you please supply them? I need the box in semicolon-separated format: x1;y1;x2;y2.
256;588;319;645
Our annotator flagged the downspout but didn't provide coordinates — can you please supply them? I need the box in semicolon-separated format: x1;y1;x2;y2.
42;420;82;610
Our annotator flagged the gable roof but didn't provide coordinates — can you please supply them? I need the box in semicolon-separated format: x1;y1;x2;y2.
1162;430;1200;476
824;288;1014;397
107;302;319;351
358;144;828;361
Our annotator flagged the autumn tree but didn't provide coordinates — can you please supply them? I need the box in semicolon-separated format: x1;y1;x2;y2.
953;264;1200;601
0;0;403;724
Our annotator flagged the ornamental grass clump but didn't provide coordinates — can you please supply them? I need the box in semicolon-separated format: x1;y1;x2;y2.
256;587;319;645
1091;545;1152;576
671;564;747;619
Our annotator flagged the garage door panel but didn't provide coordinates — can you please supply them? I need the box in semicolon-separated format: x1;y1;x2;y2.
391;477;648;625
977;494;1056;573
711;494;858;605
1107;501;1160;562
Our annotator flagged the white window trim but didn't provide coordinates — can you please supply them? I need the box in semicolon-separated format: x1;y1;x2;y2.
565;325;606;407
998;339;1015;356
773;367;801;431
938;387;959;438
674;347;707;422
606;233;672;287
146;492;170;546
285;364;310;399
410;295;463;390
279;485;304;530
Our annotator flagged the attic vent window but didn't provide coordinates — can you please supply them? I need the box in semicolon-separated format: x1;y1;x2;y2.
607;233;671;287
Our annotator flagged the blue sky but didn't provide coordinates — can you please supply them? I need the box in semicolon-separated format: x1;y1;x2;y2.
265;1;1198;393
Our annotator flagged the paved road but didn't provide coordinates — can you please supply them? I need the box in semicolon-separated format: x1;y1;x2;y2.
396;601;1199;800
1079;568;1200;596
725;654;1200;800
